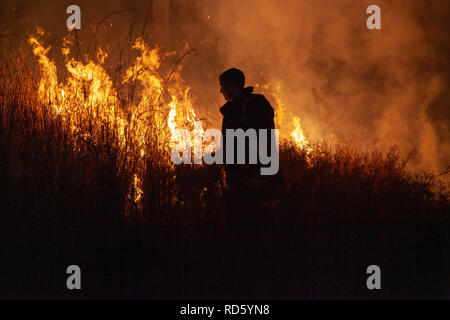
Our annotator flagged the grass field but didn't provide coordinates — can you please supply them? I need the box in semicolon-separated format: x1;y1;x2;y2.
1;50;449;299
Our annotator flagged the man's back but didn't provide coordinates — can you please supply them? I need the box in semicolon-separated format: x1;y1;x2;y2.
219;86;278;191
220;86;274;133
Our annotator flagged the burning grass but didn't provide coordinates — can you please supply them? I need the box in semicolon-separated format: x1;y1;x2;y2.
0;30;449;299
1;49;448;233
0;36;449;235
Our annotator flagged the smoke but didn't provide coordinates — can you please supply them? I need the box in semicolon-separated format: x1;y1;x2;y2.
1;0;449;174
194;0;450;174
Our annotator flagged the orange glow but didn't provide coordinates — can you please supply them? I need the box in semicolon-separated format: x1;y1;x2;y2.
28;28;312;202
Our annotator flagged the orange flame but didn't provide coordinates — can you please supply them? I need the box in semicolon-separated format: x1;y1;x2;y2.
28;28;203;203
28;28;312;203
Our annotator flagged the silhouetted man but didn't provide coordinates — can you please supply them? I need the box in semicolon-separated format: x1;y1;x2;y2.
218;68;279;222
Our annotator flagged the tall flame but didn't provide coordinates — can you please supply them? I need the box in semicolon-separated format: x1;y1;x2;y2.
270;83;311;151
28;28;204;203
291;117;310;151
28;28;312;204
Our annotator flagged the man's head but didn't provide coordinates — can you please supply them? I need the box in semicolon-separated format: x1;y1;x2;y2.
219;68;245;102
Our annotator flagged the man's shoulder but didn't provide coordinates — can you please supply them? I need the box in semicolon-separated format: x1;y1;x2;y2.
245;93;273;110
247;93;268;102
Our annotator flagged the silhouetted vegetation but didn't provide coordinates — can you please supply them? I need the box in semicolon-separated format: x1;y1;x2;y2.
1;56;449;299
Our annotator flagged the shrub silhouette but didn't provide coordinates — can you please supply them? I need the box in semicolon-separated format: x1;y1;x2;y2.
1;54;449;299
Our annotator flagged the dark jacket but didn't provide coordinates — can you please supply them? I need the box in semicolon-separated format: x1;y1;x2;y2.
220;87;275;134
219;86;277;189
